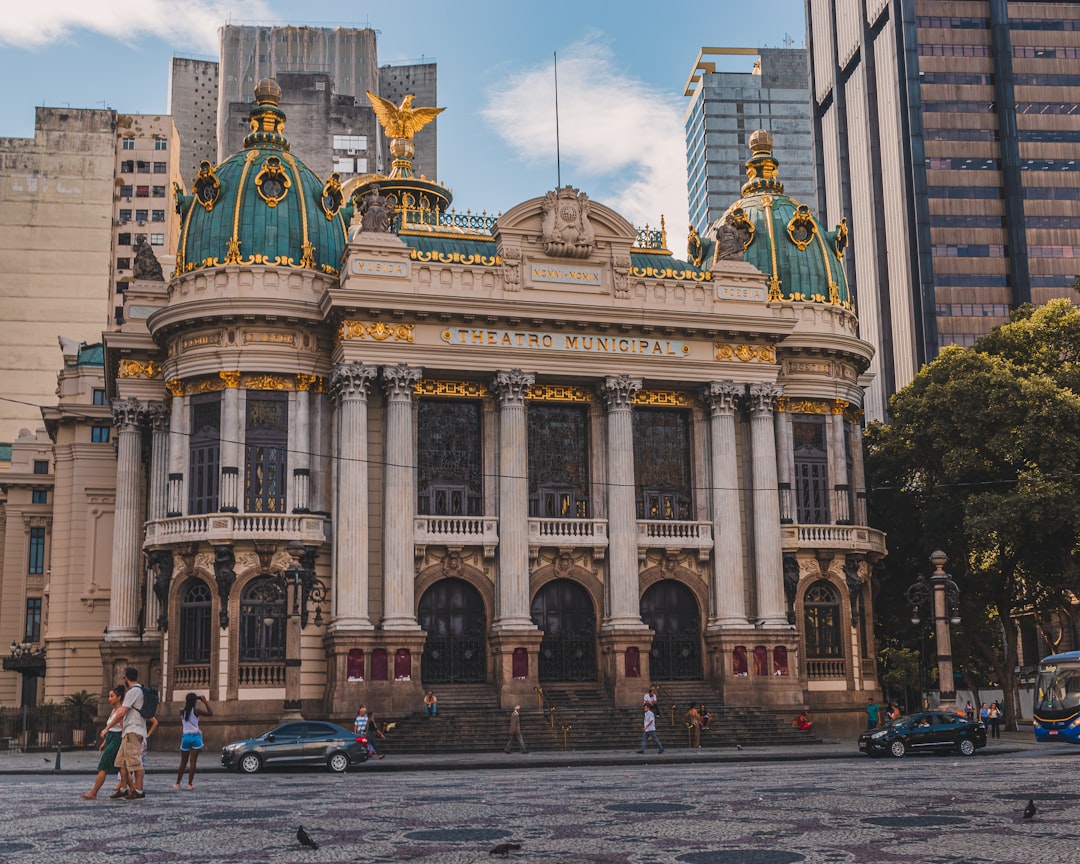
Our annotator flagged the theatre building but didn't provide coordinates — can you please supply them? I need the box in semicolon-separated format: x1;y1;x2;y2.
10;79;885;738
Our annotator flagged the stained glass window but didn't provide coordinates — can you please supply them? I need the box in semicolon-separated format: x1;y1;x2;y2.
189;394;221;515
633;408;692;520
178;580;212;664
244;394;287;514
528;404;589;518
804;581;842;658
417;400;482;516
793;416;829;524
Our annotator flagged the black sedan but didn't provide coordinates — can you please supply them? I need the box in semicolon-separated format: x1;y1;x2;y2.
221;720;370;774
858;710;987;758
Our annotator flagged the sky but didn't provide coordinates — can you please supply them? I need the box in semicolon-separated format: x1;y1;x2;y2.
0;0;807;255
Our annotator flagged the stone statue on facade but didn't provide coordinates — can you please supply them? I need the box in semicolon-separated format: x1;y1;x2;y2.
541;186;595;258
359;185;391;234
133;238;165;281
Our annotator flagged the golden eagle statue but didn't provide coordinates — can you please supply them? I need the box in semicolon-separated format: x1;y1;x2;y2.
365;91;445;141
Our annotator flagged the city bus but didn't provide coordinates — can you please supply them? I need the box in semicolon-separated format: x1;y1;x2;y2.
1033;650;1080;744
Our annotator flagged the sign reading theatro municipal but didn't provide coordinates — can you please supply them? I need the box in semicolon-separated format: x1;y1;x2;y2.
11;78;886;741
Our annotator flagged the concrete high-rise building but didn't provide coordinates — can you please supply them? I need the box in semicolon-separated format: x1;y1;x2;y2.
684;47;815;234
807;0;1080;421
168;57;219;187
0;109;116;441
169;25;437;193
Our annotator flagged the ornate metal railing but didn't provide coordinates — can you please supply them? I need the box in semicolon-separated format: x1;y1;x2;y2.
633;220;668;251
805;658;846;679
637;520;713;561
395;204;498;235
414;516;499;560
173;664;210;688
143;513;328;548
237;663;285;687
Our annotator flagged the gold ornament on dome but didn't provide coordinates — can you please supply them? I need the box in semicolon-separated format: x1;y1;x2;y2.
835;217;849;259
118;359;160;379
786;204;818;251
320;173;344;220
254;156;290;207
192;161;221;211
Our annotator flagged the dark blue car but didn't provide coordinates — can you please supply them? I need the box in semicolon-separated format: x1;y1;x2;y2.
858;710;987;758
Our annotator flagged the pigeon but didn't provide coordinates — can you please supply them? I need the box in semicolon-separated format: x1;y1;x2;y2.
489;842;522;856
1023;799;1037;820
735;744;743;751
297;826;319;849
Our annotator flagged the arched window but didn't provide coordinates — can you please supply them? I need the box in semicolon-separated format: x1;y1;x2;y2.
178;580;212;665
804;581;843;658
732;646;748;676
239;577;285;663
753;645;768;676
773;646;789;676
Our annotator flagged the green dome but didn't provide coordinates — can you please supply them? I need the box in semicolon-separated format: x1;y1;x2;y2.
174;79;351;276
710;130;851;310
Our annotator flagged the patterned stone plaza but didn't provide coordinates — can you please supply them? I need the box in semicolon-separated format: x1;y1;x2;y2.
0;746;1075;863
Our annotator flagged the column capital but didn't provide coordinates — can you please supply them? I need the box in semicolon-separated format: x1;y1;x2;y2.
144;400;170;431
382;362;423;400
165;378;184;398
491;368;535;407
599;374;642;410
748;382;783;415
111;398;142;431
330;361;378;403
704;380;743;414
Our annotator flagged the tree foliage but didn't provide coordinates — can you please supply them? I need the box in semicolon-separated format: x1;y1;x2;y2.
865;300;1080;729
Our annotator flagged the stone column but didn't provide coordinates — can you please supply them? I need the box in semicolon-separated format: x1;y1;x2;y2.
774;398;795;524
381;362;423;630
599;374;644;629
166;380;184;517
704;381;749;627
144;401;170;634
219;371;241;512
829;401;852;523
848;414;867;525
748;383;789;627
329;361;378;631
292;376;315;513
490;368;536;631
106;398;144;641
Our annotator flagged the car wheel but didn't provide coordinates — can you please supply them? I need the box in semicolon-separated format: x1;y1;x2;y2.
327;752;350;773
957;737;976;757
889;739;906;758
238;752;262;774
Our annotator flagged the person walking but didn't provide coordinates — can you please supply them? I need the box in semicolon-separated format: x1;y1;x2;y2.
111;666;147;800
639;704;664;754
504;705;527;754
174;693;212;790
988;702;1002;739
685;704;702;748
865;698;880;730
423;690;438;718
354;705;384;759
81;685;125;799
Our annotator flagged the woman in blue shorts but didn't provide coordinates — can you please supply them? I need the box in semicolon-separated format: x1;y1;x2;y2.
174;692;212;790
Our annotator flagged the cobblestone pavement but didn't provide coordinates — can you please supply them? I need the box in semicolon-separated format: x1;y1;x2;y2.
2;743;1079;864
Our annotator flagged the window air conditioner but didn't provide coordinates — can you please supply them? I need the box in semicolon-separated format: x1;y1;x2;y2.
137;220;146;226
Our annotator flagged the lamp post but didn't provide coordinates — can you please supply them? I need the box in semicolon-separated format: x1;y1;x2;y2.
280;540;327;721
906;550;962;711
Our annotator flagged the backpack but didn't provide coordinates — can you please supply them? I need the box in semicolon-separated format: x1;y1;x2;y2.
137;684;160;720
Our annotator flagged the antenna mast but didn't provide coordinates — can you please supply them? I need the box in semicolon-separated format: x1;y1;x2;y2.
554;51;562;188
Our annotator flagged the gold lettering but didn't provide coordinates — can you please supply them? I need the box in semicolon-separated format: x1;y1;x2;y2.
565;336;579;349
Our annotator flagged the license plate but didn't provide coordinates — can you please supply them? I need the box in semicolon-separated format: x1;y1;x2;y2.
1049;730;1058;736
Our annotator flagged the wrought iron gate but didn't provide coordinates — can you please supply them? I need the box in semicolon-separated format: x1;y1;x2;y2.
641;580;703;680
421;633;486;683
418;578;487;684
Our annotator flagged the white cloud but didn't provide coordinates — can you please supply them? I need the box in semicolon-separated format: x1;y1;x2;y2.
482;37;689;259
0;0;273;53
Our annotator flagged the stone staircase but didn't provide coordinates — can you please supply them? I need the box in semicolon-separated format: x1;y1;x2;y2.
373;681;819;755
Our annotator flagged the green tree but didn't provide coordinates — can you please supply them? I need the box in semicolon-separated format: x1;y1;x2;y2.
866;300;1080;730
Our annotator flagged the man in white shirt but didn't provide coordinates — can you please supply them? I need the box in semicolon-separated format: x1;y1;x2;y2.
638;704;664;754
111;666;148;800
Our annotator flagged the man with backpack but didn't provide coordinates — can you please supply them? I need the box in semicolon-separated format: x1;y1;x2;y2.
111;666;150;800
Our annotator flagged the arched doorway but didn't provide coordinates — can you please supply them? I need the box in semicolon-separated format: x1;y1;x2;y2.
531;579;597;681
418;578;486;683
641;580;702;679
